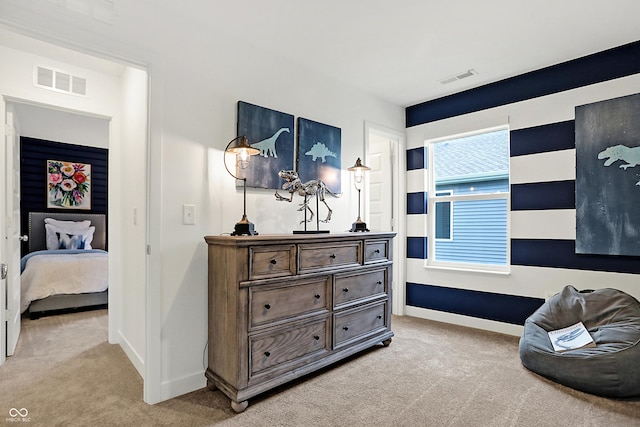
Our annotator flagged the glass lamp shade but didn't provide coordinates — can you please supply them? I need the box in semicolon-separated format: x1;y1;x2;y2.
225;136;260;172
348;157;371;184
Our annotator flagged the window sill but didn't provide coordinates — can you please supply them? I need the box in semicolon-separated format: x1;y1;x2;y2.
424;262;511;276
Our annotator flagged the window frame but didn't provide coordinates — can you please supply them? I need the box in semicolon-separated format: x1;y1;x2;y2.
434;190;453;242
426;125;511;274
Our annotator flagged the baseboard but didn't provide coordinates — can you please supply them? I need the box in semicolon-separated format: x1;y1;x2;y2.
404;305;524;337
118;331;145;379
160;371;207;402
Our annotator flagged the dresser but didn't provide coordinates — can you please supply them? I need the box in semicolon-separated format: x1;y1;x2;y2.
204;232;395;412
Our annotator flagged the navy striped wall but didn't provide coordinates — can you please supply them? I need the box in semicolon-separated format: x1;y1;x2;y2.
406;147;426;170
404;40;640;325
407;192;427;215
406;283;544;325
511;180;575;211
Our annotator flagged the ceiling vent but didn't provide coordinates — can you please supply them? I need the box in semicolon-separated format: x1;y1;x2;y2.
439;69;478;85
35;66;87;96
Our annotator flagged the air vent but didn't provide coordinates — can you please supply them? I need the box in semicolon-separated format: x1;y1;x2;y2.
35;66;87;96
439;69;478;85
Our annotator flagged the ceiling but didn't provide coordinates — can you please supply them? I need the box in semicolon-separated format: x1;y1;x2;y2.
2;1;640;108
188;0;640;107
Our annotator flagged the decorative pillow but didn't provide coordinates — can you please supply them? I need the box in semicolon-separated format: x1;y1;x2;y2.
45;224;95;250
57;232;87;249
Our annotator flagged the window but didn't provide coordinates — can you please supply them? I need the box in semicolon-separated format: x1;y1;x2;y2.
428;126;510;271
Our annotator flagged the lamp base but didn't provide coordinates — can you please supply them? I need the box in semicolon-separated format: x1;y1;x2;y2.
231;221;258;236
349;221;369;232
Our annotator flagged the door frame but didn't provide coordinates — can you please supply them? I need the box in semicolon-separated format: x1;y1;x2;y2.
364;122;406;316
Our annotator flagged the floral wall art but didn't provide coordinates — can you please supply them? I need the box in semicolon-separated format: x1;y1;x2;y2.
47;160;91;209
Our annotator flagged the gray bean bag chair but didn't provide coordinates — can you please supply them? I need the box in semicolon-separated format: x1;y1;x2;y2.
519;285;640;397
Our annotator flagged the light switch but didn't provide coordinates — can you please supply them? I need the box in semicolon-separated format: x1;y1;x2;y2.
183;204;196;225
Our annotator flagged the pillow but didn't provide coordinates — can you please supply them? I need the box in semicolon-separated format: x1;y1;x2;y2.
57;231;87;249
45;223;95;250
44;218;91;232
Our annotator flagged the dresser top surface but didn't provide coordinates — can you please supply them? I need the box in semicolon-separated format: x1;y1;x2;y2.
204;232;396;246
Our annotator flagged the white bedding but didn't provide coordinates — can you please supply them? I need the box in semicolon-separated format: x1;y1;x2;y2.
20;250;108;313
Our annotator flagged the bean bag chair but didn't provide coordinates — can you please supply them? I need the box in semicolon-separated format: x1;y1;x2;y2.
519;285;640;397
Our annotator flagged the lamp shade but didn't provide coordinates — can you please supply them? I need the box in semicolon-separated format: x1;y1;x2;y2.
225;136;260;172
348;157;370;184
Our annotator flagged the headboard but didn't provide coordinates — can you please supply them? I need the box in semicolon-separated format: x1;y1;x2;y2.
28;212;107;252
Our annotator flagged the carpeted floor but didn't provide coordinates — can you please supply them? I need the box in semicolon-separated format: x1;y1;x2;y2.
1;309;639;426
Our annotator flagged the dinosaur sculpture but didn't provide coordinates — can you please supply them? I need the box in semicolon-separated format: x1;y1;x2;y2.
251;127;290;158
305;142;337;162
274;169;340;223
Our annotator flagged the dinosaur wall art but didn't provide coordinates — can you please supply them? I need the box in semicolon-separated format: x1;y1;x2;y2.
575;93;640;256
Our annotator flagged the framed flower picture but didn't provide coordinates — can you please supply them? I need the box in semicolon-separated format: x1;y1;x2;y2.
47;160;91;209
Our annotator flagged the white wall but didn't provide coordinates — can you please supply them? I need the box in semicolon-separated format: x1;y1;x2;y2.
12;103;109;148
0;1;405;403
405;73;640;335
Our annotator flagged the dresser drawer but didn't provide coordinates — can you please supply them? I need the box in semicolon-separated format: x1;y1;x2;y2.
333;301;388;349
333;268;387;309
364;240;389;264
298;241;361;274
249;317;330;377
249;277;330;328
250;244;296;279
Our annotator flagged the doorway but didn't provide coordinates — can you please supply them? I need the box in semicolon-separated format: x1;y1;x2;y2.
0;28;148;385
365;122;406;316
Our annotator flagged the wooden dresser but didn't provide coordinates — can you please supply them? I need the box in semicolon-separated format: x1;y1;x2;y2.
204;232;395;412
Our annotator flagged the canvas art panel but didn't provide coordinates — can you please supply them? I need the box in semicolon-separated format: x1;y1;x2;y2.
237;101;295;189
575;93;640;256
297;117;341;194
47;160;91;209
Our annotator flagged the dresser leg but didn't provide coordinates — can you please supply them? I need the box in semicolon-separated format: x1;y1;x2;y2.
382;338;392;347
206;378;218;391
231;400;249;413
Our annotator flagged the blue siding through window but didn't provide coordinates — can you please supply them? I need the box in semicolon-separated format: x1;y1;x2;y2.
435;198;508;264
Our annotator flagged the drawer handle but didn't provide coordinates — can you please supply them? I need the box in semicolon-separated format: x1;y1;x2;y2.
343;326;349;331
270;259;277;265
377;315;383;320
264;304;271;310
313;335;320;341
314;294;321;299
264;351;271;357
375;249;381;254
342;288;349;293
329;254;336;259
376;281;383;285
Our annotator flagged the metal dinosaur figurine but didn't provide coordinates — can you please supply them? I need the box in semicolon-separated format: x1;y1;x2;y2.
274;169;341;223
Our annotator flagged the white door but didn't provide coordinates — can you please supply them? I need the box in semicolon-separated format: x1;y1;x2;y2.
368;136;393;232
4;110;21;356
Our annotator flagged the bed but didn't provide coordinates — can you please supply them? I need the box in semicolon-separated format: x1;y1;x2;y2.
20;212;108;319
